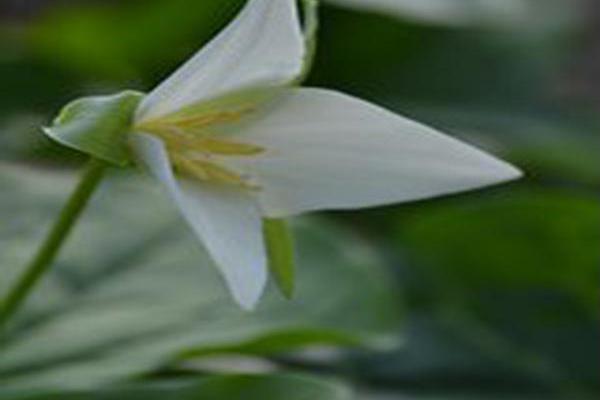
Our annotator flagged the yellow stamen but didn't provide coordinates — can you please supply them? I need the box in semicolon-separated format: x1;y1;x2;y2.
136;108;253;135
135;109;264;190
155;133;264;158
174;155;258;190
192;138;264;156
166;108;254;128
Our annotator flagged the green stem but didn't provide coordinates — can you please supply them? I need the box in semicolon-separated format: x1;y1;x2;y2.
296;0;320;84
0;158;107;328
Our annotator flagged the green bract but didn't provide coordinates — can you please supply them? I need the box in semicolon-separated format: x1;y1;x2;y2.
263;218;296;298
43;91;144;166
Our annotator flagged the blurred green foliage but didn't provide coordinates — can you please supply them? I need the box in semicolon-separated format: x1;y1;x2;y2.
399;189;599;312
0;166;398;390
24;0;243;82
0;0;598;399
0;374;351;400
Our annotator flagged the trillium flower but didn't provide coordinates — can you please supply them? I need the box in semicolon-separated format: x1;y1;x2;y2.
46;0;521;310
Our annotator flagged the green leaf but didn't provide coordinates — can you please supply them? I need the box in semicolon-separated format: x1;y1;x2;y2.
43;91;143;166
0;374;352;400
0;163;399;390
371;189;600;395
263;218;296;298
398;189;600;312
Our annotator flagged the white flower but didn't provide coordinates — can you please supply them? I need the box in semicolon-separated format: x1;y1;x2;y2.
130;0;521;310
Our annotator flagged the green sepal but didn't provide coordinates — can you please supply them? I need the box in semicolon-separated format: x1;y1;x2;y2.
43;90;144;166
263;218;296;298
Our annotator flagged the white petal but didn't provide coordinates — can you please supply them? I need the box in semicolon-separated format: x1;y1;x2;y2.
129;133;268;309
136;0;304;122
229;89;522;217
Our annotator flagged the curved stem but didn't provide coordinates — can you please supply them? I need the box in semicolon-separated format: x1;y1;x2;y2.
296;0;320;84
0;158;107;329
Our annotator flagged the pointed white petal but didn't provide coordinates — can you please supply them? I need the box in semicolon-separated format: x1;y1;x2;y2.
129;133;268;309
230;89;522;217
177;182;268;310
136;0;304;122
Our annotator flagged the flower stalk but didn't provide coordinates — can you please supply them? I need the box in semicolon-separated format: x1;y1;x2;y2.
297;0;320;84
0;158;107;329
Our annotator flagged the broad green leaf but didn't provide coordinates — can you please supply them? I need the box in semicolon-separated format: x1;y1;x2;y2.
43;91;143;166
365;189;600;396
263;218;296;298
0;164;399;390
398;189;600;312
0;374;352;400
353;312;598;398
